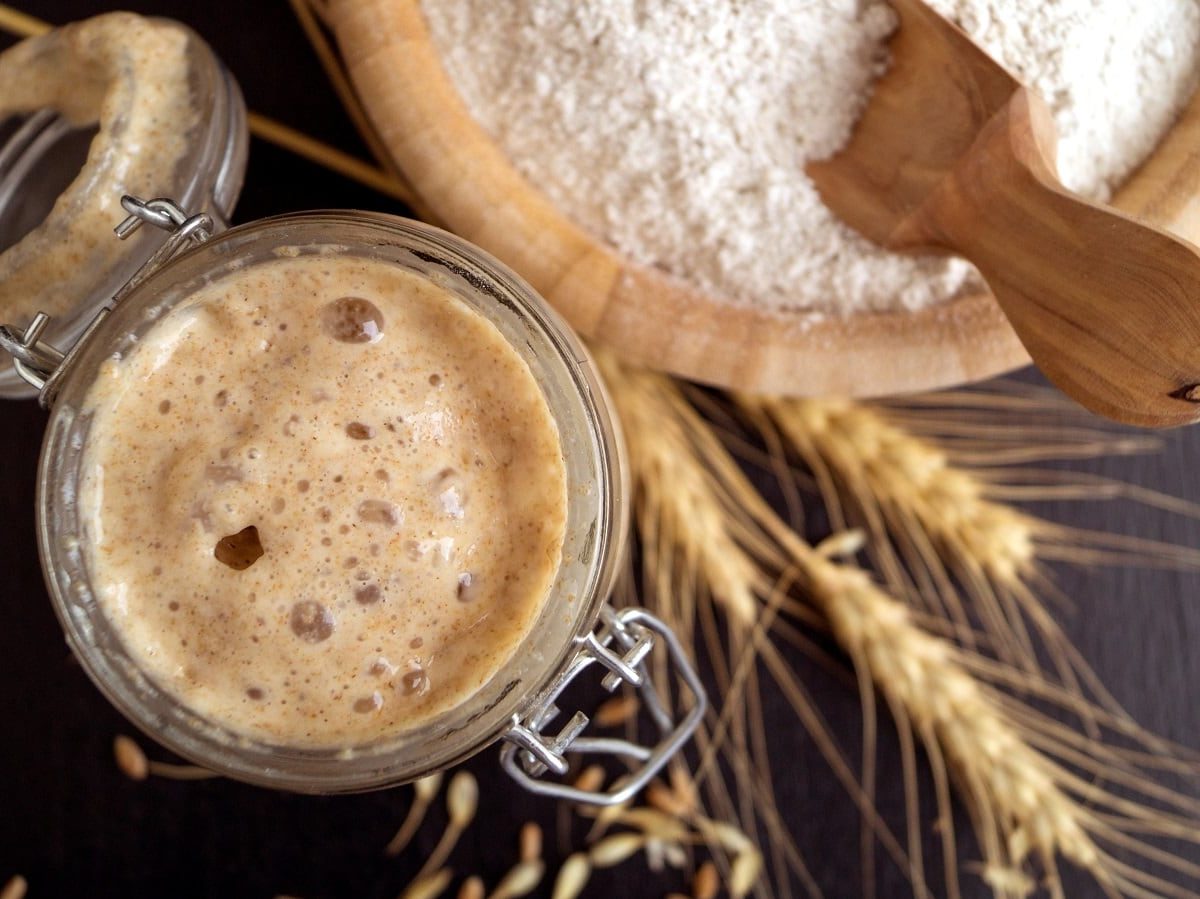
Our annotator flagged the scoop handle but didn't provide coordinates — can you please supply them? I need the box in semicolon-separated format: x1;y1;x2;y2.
899;89;1200;428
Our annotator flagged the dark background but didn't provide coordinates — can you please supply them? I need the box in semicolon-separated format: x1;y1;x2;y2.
2;3;1200;897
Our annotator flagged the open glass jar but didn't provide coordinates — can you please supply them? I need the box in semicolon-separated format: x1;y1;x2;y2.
0;13;702;801
0;14;246;399
2;197;705;798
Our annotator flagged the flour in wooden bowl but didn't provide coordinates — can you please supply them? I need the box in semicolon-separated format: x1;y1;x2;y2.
421;1;1200;320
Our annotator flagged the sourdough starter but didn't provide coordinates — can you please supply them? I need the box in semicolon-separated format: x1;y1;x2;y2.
79;254;568;747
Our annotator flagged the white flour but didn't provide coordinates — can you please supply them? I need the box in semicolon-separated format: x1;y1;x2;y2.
422;1;1200;318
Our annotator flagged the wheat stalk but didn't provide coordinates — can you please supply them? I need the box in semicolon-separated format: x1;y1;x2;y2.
610;358;762;632
603;356;1200;898
741;395;1200;652
599;350;839;899
739;396;1050;670
599;351;917;899
796;548;1200;899
112;734;220;781
738;392;1200;782
386;773;444;856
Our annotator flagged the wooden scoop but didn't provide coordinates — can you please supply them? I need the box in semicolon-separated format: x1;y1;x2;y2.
808;0;1200;428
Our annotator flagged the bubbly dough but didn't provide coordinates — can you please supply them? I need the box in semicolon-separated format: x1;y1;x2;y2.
80;254;568;747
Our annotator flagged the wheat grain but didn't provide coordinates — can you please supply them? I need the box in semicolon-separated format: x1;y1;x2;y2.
485;860;544;899
647;781;693;819
613;807;690;843
692;860;719;899
594;693;639;728
386;773;444;856
583;795;633;843
669;767;700;811
730;849;763;898
691;816;755;856
978;863;1036;896
446;772;477;825
572;765;605;793
589;833;646;868
114;735;149;781
644;837;667;872
414;772;477;883
456;876;484;899
115;732;219;781
400;868;453;899
518;822;542;863
550;853;591;899
658;840;689;870
0;876;26;899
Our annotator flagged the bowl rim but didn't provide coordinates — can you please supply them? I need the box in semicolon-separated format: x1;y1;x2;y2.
329;0;1200;397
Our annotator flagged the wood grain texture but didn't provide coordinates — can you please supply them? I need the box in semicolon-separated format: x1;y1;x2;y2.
329;0;1200;399
811;0;1200;427
807;0;1018;246
914;92;1200;427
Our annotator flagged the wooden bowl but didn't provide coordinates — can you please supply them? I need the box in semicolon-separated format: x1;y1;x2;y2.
329;0;1200;397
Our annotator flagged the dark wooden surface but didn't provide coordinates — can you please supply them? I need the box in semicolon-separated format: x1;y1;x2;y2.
2;3;1200;897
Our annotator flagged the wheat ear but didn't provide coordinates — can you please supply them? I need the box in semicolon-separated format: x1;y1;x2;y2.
739;393;1200;733
602;356;1200;898
796;548;1200;899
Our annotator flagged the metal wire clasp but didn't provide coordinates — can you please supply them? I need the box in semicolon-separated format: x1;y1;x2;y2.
0;195;213;407
500;605;706;806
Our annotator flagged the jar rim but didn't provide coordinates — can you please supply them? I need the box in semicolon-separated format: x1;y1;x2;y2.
0;15;248;399
37;210;627;791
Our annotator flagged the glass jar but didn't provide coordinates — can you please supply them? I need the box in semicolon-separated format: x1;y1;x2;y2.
0;16;247;399
5;201;704;799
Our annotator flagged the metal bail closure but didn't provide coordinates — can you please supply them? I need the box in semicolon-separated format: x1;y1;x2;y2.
0;195;214;407
500;605;707;806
